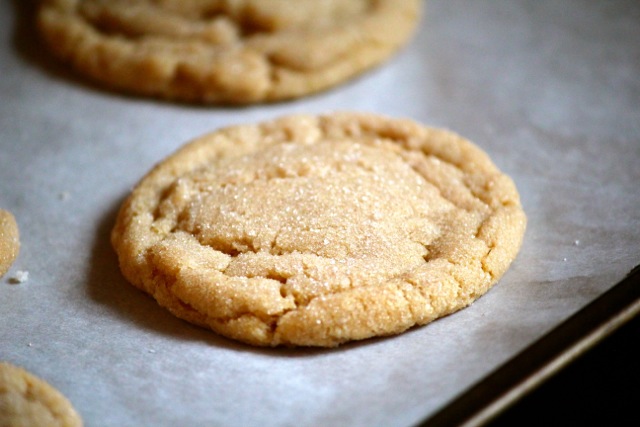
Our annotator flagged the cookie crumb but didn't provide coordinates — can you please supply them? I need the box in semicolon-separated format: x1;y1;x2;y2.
9;270;29;284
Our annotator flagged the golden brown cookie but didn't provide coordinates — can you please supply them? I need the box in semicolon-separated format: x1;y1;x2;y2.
37;0;422;104
0;209;20;278
111;113;526;347
0;362;83;427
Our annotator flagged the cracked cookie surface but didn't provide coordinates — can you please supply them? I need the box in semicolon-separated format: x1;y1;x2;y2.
111;113;526;347
38;0;421;104
0;362;83;427
0;209;20;278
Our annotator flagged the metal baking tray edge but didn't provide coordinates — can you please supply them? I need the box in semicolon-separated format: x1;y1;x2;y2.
418;263;640;427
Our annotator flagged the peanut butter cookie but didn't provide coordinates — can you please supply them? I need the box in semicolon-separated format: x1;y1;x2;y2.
111;113;526;347
38;0;422;104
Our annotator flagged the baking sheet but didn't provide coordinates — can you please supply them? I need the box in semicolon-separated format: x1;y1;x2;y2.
2;1;639;426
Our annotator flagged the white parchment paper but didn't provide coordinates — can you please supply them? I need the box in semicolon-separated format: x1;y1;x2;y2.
2;1;639;426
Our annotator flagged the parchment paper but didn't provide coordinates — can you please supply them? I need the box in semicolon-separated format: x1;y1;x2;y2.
1;1;639;426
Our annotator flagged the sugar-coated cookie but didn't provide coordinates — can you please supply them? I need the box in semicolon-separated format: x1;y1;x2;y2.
38;0;422;104
111;113;526;347
0;362;83;427
0;209;20;278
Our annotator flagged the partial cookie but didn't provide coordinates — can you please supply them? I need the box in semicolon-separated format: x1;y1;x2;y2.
38;0;422;104
111;113;526;347
0;209;20;278
0;362;83;427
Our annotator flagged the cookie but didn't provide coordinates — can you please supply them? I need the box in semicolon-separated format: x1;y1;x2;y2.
0;362;83;427
111;113;526;347
37;0;422;104
0;209;20;278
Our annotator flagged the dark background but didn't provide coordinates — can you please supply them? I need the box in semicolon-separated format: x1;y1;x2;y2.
489;312;639;426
